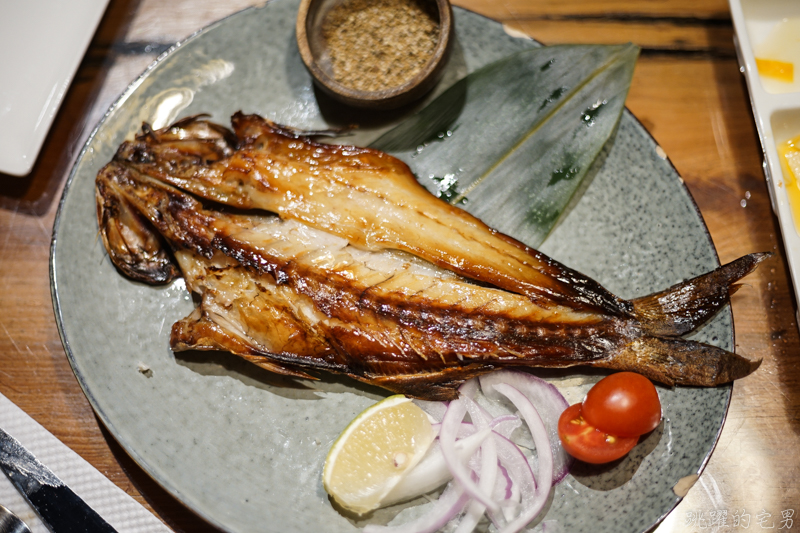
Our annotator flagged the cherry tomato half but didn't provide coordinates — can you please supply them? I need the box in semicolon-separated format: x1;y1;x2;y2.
581;372;662;438
557;403;638;464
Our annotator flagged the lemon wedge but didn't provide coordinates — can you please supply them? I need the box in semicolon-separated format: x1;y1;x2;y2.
322;395;435;514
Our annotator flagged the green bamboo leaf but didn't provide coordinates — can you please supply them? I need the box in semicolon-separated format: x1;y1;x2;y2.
371;43;639;247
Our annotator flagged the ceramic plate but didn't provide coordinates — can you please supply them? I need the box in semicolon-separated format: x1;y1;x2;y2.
50;1;732;532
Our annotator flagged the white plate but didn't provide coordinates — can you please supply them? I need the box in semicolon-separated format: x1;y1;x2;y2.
729;0;800;323
0;0;109;177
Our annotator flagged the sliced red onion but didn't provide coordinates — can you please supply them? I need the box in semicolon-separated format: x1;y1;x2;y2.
457;421;477;438
363;483;469;533
358;371;572;533
455;398;499;533
459;378;480;399
491;432;535;528
492;432;535;494
413;399;447;422
464;396;490;431
493;462;513;502
490;415;521;439
460;389;521;440
491;460;522;525
491;383;553;533
454;470;491;533
440;398;499;513
383;428;490;507
499;488;521;524
462;389;522;440
438;420;489;439
479;370;572;482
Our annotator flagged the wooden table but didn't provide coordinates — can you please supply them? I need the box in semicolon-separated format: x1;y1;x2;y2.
1;0;796;531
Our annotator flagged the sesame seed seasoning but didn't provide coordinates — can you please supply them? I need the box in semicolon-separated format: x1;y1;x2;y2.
322;0;440;92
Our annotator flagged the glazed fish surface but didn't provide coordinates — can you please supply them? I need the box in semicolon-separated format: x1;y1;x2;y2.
95;113;764;400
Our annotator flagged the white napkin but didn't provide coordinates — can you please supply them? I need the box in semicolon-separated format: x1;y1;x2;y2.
0;392;173;532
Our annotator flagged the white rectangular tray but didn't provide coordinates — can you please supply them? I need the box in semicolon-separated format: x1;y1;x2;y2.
0;0;109;177
729;0;800;322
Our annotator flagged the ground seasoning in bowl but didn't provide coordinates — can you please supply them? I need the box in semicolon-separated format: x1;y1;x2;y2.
321;0;440;92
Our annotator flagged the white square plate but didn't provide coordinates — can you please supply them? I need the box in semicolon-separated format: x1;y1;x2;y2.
729;0;800;323
0;0;109;177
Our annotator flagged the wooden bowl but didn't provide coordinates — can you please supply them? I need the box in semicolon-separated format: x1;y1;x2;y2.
296;0;453;109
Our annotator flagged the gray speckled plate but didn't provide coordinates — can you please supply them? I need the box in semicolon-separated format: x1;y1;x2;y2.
50;2;732;532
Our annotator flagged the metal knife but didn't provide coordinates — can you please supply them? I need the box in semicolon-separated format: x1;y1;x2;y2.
0;426;118;533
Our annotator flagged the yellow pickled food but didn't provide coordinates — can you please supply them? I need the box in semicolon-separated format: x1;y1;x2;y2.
779;134;800;234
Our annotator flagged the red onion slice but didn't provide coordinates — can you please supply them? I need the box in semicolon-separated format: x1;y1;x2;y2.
492;432;535;494
358;370;571;533
440;398;499;513
490;415;521;439
490;432;535;528
363;483;469;533
413;399;447;422
479;370;572;482
493;462;514;502
457;422;477;438
384;428;490;507
459;378;480;399
495;467;520;529
454;398;499;533
491;383;553;533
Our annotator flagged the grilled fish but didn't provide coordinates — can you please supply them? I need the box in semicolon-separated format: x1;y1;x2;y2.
112;113;628;315
95;114;764;400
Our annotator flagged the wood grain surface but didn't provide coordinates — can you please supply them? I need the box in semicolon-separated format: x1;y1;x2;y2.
0;0;797;531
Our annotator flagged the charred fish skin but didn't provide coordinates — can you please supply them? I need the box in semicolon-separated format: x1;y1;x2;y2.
596;336;762;387
95;122;766;401
95;164;180;284
99;167;632;361
630;253;766;337
113;113;633;318
96;165;633;401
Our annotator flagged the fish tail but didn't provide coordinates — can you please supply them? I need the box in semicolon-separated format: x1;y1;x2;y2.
631;253;770;337
594;336;762;386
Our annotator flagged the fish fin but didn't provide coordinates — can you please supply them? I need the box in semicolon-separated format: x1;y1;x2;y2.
134;115;239;158
593;336;761;386
364;365;496;401
95;164;180;284
631;253;770;337
241;355;318;380
367;376;461;401
170;309;317;380
230;111;349;142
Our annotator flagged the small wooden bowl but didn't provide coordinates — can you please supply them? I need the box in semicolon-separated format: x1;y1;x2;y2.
296;0;453;109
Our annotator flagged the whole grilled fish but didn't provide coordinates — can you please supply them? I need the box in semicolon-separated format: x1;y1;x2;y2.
95;114;764;400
